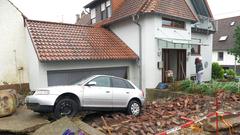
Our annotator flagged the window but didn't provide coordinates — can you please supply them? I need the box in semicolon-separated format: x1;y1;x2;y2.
191;45;201;55
101;0;111;20
90;8;96;24
162;18;185;29
219;36;228;41
111;78;134;89
218;52;224;61
90;76;110;87
230;21;235;26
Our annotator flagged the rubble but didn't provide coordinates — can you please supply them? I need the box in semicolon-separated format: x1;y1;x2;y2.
86;92;240;135
0;106;50;133
0;89;17;118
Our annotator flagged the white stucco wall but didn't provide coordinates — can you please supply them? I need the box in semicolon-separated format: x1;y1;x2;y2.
110;14;213;89
190;33;213;81
212;51;240;66
0;0;28;85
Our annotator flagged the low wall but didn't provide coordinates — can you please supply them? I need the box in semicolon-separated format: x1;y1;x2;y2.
146;89;192;101
0;83;29;94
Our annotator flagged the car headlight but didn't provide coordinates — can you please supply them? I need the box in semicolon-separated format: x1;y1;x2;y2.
29;91;35;95
35;90;49;95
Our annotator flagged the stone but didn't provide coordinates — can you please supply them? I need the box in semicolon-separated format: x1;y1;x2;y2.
0;106;50;133
0;89;17;118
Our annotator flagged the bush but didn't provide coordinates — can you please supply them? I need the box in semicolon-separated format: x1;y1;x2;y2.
212;63;224;79
178;80;240;95
224;69;236;81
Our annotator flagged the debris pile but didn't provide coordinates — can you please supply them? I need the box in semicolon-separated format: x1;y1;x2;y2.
88;93;240;135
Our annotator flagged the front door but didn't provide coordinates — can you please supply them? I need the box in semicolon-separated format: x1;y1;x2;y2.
162;49;186;82
83;76;113;108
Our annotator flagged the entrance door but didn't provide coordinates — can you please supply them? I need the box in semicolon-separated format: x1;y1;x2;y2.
162;49;186;82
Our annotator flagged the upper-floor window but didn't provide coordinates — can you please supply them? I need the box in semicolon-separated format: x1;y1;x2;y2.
162;18;185;29
101;0;111;20
90;8;96;24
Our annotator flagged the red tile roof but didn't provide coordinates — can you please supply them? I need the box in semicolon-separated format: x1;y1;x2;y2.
94;0;197;26
26;19;138;62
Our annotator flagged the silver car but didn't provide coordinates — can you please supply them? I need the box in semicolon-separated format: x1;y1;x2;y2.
25;75;145;119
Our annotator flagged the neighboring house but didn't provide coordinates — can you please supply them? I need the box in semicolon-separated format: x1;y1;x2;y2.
25;20;138;89
0;0;28;86
212;16;240;72
79;0;215;89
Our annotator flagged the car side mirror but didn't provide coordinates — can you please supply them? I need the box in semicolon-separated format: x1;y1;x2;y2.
86;81;97;87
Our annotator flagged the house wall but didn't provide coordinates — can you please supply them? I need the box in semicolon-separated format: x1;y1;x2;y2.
0;0;28;85
212;51;240;66
110;14;213;89
190;33;213;81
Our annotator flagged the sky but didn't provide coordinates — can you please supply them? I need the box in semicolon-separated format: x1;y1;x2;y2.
9;0;240;24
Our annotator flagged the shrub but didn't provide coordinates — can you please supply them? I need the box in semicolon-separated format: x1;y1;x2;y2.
212;63;224;79
224;69;236;81
179;80;240;95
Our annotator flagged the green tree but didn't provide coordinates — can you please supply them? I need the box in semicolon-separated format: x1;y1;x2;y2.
229;26;240;72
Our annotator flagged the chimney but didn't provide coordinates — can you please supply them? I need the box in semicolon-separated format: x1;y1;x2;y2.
76;14;80;21
81;11;85;18
111;0;125;13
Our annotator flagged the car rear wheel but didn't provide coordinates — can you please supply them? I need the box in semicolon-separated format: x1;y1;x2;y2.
53;98;78;119
127;100;141;116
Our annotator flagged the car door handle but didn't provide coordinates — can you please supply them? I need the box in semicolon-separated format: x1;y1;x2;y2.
126;92;130;94
106;91;110;93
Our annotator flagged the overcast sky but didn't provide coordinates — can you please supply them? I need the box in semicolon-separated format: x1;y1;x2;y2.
9;0;240;23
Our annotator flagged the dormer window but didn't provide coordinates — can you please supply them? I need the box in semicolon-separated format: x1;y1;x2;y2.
230;21;235;26
219;36;228;41
101;0;111;20
91;8;96;24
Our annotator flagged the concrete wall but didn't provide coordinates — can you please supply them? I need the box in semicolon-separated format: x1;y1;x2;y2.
0;0;28;85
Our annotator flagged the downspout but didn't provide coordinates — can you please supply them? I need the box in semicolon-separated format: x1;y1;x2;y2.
132;14;143;89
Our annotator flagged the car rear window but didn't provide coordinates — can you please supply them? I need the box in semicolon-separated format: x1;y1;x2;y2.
111;78;134;89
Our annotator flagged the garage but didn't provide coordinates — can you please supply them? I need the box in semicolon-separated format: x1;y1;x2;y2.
47;67;128;86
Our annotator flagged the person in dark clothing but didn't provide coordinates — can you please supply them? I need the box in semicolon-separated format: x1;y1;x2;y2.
195;57;204;84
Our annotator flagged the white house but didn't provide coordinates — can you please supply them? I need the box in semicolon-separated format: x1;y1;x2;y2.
24;0;215;90
0;0;28;86
80;0;215;89
212;16;240;73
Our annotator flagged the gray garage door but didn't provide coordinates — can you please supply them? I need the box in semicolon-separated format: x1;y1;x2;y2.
47;67;128;86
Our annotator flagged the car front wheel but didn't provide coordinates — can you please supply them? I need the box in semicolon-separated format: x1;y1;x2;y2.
53;98;78;119
127;100;141;116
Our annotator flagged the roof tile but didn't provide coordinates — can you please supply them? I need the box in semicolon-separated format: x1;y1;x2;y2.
26;20;138;62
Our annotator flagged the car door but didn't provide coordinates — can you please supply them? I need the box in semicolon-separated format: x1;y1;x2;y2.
112;77;133;108
83;76;113;108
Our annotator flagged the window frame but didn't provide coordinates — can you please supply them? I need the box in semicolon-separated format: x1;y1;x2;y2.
90;8;96;24
191;45;201;56
100;0;111;20
218;52;224;61
162;17;185;29
87;76;111;88
110;77;135;89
